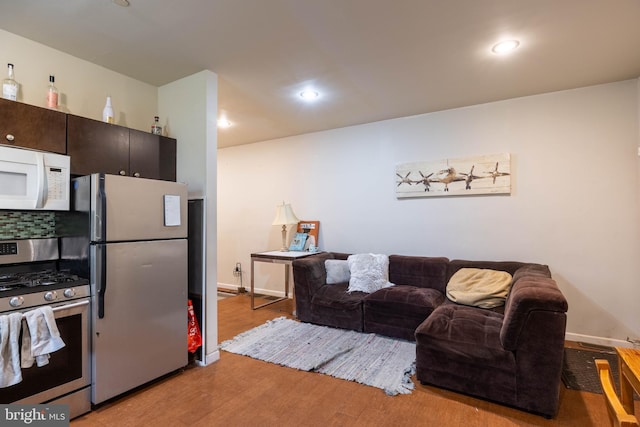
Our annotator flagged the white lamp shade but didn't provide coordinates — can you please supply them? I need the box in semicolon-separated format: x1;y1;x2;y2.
272;203;299;226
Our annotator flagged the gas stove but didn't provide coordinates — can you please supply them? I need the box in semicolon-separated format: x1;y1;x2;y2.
0;238;89;312
0;238;92;419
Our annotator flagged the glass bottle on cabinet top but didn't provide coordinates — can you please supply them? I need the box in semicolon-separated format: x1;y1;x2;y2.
2;63;18;101
46;75;59;109
102;96;114;124
151;116;162;135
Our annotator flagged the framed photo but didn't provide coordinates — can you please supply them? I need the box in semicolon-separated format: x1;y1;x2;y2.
395;153;511;198
288;232;308;251
297;221;320;248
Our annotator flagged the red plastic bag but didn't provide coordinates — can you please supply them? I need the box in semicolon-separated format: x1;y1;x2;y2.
187;299;202;353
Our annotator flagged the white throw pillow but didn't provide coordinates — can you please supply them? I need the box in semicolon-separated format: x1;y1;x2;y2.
325;259;350;284
347;253;394;293
446;268;512;308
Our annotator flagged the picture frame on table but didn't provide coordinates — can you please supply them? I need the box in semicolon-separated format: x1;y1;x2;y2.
297;221;320;250
288;232;308;251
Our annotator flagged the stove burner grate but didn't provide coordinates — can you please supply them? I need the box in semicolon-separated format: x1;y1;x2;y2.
0;270;82;292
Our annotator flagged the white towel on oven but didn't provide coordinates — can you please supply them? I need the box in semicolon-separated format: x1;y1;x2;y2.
0;313;23;387
21;318;49;368
21;307;65;368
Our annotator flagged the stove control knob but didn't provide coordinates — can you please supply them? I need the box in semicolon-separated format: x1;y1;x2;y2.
63;288;76;298
9;296;24;307
44;291;58;302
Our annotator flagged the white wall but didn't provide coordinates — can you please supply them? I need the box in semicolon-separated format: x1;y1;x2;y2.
218;79;640;346
160;71;219;364
0;29;157;132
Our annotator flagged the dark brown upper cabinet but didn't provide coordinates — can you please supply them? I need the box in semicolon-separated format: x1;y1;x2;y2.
67;115;176;181
67;114;129;177
0;98;66;154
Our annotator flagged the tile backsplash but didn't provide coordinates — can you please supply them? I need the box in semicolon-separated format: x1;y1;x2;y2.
0;211;56;239
0;211;87;240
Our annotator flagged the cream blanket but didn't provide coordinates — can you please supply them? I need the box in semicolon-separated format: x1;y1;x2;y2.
446;268;512;308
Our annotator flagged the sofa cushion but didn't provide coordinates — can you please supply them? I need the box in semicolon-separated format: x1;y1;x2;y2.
347;253;394;293
388;255;449;293
325;259;350;284
363;285;445;341
415;304;517;407
310;283;366;331
365;285;444;317
446;268;512;308
447;260;526;280
311;283;366;311
415;304;513;370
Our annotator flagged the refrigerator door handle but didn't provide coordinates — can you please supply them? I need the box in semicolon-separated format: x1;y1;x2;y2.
94;174;107;242
97;246;107;319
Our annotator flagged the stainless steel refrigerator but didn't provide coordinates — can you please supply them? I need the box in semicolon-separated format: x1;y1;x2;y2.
72;173;188;405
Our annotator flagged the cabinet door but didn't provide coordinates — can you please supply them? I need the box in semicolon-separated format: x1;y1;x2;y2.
67;115;129;176
0;98;66;153
158;136;177;182
129;130;176;181
129;129;160;179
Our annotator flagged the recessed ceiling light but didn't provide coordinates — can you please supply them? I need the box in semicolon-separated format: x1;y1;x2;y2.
491;39;520;54
299;89;320;100
217;118;232;128
113;0;130;6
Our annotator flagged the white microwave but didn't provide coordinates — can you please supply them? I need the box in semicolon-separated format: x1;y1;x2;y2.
0;145;70;210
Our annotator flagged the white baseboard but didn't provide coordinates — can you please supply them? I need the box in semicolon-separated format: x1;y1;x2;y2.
217;283;239;293
198;350;220;366
217;282;290;298
565;332;638;349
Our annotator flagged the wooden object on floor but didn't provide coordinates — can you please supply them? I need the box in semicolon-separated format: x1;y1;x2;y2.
618;347;640;416
596;359;639;427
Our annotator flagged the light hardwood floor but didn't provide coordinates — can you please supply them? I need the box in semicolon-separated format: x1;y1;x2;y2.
71;295;637;426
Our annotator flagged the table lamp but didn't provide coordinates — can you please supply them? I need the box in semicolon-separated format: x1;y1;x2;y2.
272;202;299;251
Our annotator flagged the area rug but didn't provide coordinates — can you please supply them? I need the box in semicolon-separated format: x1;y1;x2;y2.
562;346;640;400
562;347;617;394
219;317;416;395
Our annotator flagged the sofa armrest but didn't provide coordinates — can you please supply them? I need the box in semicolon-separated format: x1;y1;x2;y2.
500;276;568;351
511;263;551;285
292;252;336;322
499;275;568;415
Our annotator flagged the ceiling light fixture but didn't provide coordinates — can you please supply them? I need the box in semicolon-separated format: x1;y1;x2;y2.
491;39;520;54
218;118;232;128
299;89;320;100
112;0;130;6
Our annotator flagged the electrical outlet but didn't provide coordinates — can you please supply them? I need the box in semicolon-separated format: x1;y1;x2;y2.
233;262;242;277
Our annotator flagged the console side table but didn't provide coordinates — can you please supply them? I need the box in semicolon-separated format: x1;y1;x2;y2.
250;251;317;310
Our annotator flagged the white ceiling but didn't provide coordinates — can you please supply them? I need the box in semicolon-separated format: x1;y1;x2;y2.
1;0;639;148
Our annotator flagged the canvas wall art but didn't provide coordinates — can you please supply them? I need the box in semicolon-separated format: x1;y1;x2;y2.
395;153;511;198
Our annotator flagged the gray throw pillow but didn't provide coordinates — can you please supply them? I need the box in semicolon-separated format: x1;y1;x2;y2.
325;259;350;284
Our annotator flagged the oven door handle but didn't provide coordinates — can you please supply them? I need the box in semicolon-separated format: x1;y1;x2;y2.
20;299;89;319
53;299;89;312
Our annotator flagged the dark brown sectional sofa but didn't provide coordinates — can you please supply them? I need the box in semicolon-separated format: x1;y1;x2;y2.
292;252;568;418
